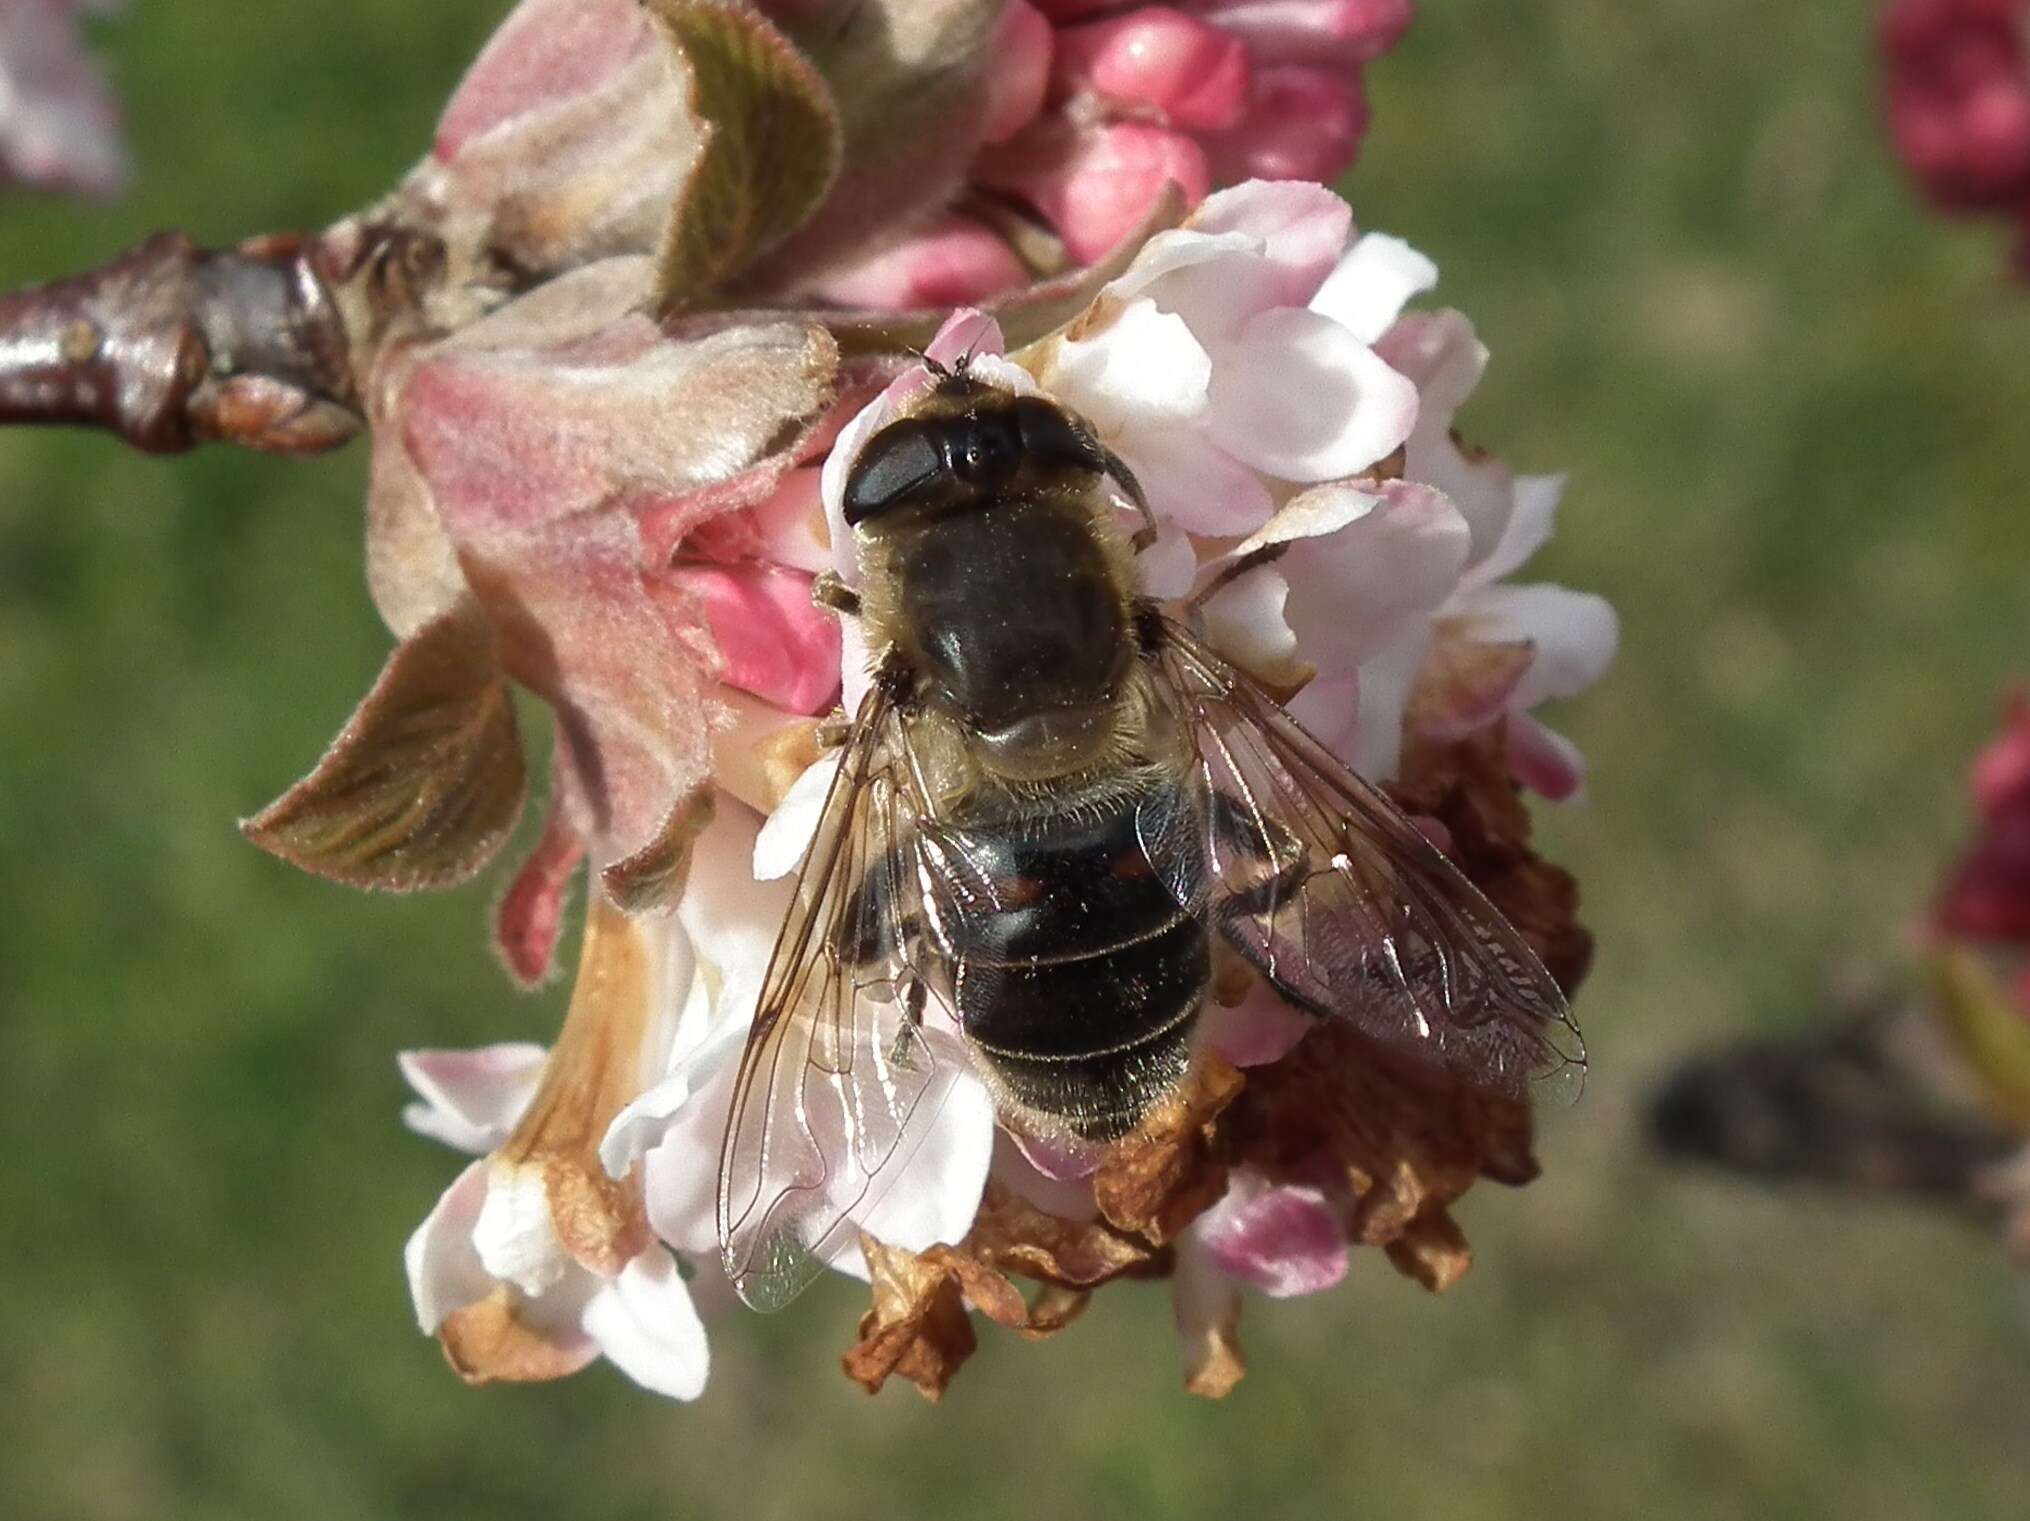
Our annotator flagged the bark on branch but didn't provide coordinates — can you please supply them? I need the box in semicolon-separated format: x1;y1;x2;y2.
0;229;363;454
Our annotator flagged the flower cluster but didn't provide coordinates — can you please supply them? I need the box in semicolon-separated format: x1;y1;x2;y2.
825;0;1415;304
394;176;1614;1400
0;0;1607;1402
1928;693;2030;1257
0;0;126;195
1880;0;2030;276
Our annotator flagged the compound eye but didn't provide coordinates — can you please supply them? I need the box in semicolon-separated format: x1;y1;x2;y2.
953;411;1021;483
1014;397;1105;475
843;419;945;525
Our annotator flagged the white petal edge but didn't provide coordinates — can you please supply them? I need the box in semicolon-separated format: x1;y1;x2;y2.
580;1247;711;1401
404;1160;496;1333
1207;306;1419;482
1047;298;1212;435
827;1064;998;1281
398;1043;549;1155
1311;232;1440;346
753;752;841;881
1462;583;1620;710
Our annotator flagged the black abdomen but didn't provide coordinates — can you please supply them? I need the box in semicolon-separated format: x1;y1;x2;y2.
926;785;1209;1139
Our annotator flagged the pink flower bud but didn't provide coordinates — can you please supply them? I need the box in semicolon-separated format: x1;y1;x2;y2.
813;213;1030;310
1970;693;2030;816
1189;0;1414;67
434;0;651;161
1204;64;1368;185
983;0;1056;145
986;121;1212;263
1052;9;1253;133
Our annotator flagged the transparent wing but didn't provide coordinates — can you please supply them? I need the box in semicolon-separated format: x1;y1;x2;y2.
1142;618;1585;1099
716;685;963;1310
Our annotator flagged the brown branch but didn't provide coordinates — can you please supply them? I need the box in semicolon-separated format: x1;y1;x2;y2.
0;229;363;454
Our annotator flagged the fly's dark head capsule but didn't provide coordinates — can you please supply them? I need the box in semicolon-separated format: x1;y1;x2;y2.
840;386;1110;527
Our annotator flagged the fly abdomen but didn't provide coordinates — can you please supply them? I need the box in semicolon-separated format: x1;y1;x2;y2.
927;787;1209;1139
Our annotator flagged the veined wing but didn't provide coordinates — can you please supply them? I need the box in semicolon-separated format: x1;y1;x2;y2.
716;683;964;1310
1140;617;1585;1099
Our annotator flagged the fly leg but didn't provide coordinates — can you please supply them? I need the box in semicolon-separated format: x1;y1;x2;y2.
812;571;861;617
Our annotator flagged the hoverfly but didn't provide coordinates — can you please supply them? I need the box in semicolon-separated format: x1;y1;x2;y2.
717;361;1584;1308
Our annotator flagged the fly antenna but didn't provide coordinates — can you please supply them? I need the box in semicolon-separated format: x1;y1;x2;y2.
906;344;951;380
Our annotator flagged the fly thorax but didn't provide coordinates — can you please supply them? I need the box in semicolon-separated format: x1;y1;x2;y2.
891;499;1131;781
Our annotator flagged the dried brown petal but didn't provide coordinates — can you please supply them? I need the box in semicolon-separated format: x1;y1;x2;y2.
845;1237;990;1400
1229;1021;1537;1293
1404;635;1536;743
1391;724;1594;994
1383;1209;1473;1293
1093;1057;1245;1246
844;1225;1116;1399
241;596;525;891
438;1286;596;1386
965;1181;1156;1288
497;894;659;1276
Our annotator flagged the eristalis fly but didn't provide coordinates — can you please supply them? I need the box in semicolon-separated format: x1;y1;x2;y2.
717;359;1584;1308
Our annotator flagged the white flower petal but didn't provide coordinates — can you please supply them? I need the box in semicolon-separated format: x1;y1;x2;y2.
1376;307;1486;419
1188;181;1354;306
1135;520;1199;600
838;615;875;717
1229;479;1381;558
923;309;1006;366
1105;225;1262;308
580;1247;711;1401
753;753;841;881
828;1062;997;1281
1312;233;1439;345
600;1013;747;1181
990;1131;1100;1221
1279;481;1472;665
398;1043;548;1155
1048;298;1212;434
404;1161;496;1333
1461;583;1620;710
749;467;831;575
640;1039;745;1258
1207;307;1419;481
473;1159;572;1298
1472;472;1564;588
1200;565;1297;678
1113;423;1274;536
680;801;790;1006
1346;639;1427;781
1285;672;1362;771
1111;234;1284;347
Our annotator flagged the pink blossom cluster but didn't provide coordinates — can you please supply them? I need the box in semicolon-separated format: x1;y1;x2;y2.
0;0;127;195
1881;0;2030;273
821;0;1415;307
396;181;1615;1398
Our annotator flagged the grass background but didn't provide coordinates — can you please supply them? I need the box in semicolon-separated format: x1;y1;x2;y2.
3;2;2029;1517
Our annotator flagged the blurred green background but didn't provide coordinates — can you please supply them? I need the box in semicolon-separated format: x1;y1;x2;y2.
3;2;2028;1518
